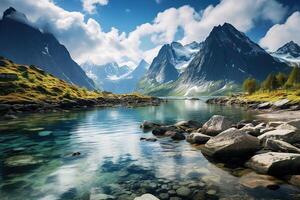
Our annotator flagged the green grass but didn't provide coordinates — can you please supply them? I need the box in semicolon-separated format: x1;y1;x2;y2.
0;57;151;104
240;89;300;103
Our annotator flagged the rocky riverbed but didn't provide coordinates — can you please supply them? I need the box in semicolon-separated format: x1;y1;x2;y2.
138;115;300;199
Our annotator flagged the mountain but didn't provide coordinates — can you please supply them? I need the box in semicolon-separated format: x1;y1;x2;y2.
138;23;289;96
144;41;202;84
0;7;95;90
83;60;149;93
271;41;300;67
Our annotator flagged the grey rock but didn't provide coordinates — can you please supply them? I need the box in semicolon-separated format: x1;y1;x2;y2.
245;152;300;175
265;139;300;153
258;129;300;144
186;132;211;144
201;128;260;158
140;121;161;130
202;115;233;136
176;186;191;197
170;131;186;140
134;193;159;200
257;102;271;109
272;99;290;109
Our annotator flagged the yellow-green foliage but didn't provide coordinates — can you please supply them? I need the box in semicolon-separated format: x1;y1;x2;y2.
242;89;300;103
0;57;149;104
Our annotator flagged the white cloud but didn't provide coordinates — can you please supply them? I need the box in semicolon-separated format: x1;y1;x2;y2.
260;11;300;51
0;0;288;68
82;0;109;14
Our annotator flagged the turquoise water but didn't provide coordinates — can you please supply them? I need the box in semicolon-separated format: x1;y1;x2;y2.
0;100;299;200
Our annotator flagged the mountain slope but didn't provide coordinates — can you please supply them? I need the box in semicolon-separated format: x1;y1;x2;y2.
83;60;149;93
138;23;289;96
271;41;300;67
0;7;95;90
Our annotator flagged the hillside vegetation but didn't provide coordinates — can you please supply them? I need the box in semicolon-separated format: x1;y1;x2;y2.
0;56;150;104
242;67;300;103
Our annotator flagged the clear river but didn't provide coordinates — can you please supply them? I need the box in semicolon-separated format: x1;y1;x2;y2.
0;99;300;200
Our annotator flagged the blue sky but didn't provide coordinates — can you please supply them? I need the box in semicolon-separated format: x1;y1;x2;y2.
1;0;299;67
55;0;299;43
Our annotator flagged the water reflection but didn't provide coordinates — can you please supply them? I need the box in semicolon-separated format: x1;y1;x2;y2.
0;100;299;200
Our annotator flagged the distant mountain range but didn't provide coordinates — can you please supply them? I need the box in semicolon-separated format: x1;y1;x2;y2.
83;60;149;93
0;7;95;90
271;41;300;67
138;23;291;96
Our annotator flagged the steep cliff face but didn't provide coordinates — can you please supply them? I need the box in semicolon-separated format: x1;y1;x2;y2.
0;7;95;89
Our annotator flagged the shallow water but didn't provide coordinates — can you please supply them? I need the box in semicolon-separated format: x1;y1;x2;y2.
0;100;299;200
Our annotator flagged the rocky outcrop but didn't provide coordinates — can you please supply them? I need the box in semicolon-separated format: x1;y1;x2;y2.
245;152;300;175
202;115;233;136
201;128;261;158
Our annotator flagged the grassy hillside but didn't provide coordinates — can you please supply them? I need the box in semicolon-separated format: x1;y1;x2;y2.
242;89;300;103
0;56;151;104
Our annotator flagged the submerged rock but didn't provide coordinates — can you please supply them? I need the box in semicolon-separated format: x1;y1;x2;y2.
245;152;300;175
140;137;157;142
4;155;42;167
265;139;300;153
170;131;185;140
140;121;161;130
201;128;260;158
174;120;202;132
239;172;282;189
134;193;159;200
186;132;211;144
202;115;233;136
176;186;191;197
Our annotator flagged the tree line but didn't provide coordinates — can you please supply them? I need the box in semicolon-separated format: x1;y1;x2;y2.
243;67;300;94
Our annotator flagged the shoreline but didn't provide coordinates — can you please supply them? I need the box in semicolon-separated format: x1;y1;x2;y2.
206;95;300;121
0;95;163;120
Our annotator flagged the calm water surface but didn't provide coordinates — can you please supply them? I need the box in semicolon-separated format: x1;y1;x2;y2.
0;100;299;200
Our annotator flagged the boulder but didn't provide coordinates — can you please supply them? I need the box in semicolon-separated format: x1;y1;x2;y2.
240;123;261;137
257;102;271;109
186;133;211;144
202;115;234;136
134;194;159;200
140;121;161;130
286;119;300;129
245;152;300;175
258;129;300;144
265;139;300;153
268;121;285;128
239;172;282;189
152;126;177;136
174;120;202;132
170;131;186;140
276;123;298;131
272;99;290;109
201;128;260;158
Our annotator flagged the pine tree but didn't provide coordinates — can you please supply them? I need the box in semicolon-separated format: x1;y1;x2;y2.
285;67;300;88
262;73;278;91
276;72;287;88
243;78;257;94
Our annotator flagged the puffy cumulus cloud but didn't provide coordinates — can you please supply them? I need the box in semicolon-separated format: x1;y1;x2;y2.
82;0;109;14
179;0;287;44
260;12;300;51
0;0;288;68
